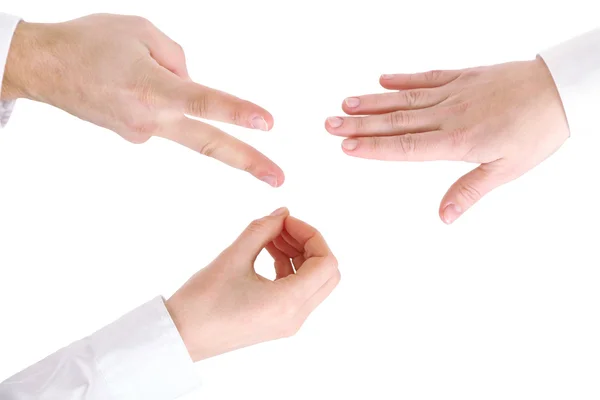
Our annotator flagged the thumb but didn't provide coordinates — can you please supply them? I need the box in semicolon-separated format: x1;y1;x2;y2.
439;163;510;224
229;207;290;263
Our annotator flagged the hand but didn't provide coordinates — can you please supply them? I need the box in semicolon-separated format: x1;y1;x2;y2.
326;57;569;224
2;14;284;187
165;208;341;362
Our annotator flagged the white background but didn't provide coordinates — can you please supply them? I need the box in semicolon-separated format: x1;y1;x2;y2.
1;1;600;399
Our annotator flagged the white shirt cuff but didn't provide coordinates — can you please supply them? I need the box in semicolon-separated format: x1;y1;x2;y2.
0;13;21;128
539;28;600;137
90;296;200;399
0;296;200;400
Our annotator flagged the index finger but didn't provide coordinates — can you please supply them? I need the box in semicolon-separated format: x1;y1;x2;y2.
166;80;274;131
380;69;461;90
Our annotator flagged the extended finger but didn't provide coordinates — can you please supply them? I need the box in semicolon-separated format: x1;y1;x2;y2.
158;117;284;187
379;69;461;90
340;130;470;161
163;81;274;131
342;89;448;115
326;110;439;137
439;162;514;224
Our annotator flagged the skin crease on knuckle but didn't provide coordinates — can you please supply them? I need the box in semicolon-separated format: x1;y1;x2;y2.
394;135;416;155
446;127;470;152
242;159;258;175
246;219;267;235
445;101;471;117
457;179;484;203
198;139;219;158
425;70;444;82
188;95;209;118
230;107;243;126
131;70;161;107
390;111;412;129
404;90;424;107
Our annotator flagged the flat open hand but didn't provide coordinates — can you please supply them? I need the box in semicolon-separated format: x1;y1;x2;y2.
326;58;569;223
3;14;283;187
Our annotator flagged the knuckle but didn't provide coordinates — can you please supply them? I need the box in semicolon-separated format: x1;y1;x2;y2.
424;69;444;82
403;90;424;107
134;16;154;30
246;218;267;234
368;136;383;151
129;133;152;144
229;107;243;125
457;181;483;203
173;43;187;63
198;139;219;158
122;130;152;145
461;68;481;80
332;269;342;286
353;116;364;131
123;115;158;138
389;111;411;128
395;135;416;155
130;121;157;135
327;254;339;270
188;95;209;117
132;74;159;107
280;322;302;339
446;127;470;148
174;42;185;56
241;160;257;174
448;101;471;115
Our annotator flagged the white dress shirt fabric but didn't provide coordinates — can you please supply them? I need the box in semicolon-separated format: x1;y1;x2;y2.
0;297;200;400
1;13;200;399
540;28;600;137
0;12;20;127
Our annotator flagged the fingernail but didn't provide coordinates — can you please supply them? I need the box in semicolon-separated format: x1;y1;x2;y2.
442;203;462;224
260;175;278;187
342;139;358;151
270;207;288;216
327;117;344;128
251;116;269;131
381;74;394;80
344;97;360;108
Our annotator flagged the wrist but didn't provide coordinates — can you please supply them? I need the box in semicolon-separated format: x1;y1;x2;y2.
2;21;54;101
165;296;201;362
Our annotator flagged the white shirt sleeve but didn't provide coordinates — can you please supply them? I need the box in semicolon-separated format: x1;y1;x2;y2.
0;12;21;128
0;296;200;400
539;28;600;137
